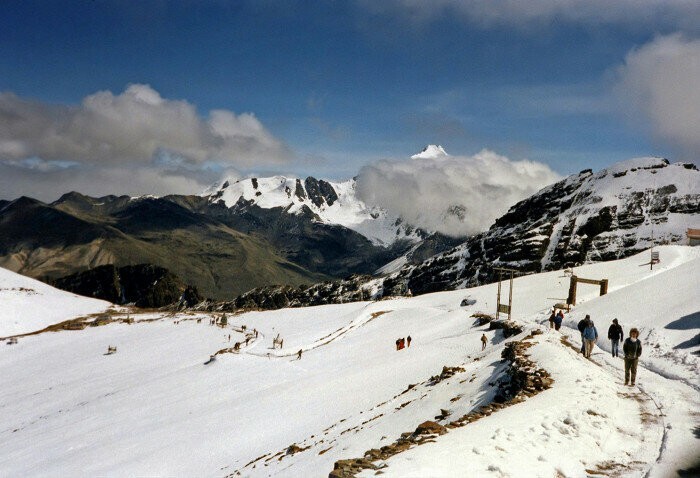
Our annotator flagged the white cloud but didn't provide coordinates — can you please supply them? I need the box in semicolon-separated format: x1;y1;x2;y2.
359;0;700;31
614;34;700;158
0;84;290;199
356;149;561;237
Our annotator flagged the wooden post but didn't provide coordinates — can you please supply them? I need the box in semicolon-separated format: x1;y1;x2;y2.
600;279;608;296
568;276;578;306
496;270;502;320
508;270;514;321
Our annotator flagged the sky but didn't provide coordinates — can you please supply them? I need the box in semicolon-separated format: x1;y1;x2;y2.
1;0;699;204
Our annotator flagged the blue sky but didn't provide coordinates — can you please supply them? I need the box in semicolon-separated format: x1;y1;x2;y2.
1;1;699;200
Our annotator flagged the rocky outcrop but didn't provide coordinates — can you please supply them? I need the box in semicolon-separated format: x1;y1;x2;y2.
328;330;552;477
52;264;197;308
193;274;377;312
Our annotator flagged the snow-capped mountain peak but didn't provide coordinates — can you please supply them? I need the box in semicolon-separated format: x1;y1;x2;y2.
411;144;449;160
203;175;425;246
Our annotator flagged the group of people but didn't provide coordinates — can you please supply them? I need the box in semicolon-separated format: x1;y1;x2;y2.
395;336;411;350
548;309;565;330
575;315;643;386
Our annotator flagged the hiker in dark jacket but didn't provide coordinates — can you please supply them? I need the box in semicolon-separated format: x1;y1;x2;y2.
582;319;598;358
548;309;556;329
407;335;412;347
577;316;588;353
607;319;624;358
623;328;642;386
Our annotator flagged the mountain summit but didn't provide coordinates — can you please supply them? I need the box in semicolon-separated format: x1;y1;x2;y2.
203;175;425;246
411;144;449;160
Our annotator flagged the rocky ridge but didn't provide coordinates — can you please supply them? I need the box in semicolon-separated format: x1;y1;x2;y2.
381;158;699;296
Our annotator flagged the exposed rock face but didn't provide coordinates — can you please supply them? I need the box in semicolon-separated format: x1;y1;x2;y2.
193;274;377;312
52;264;198;308
381;158;699;296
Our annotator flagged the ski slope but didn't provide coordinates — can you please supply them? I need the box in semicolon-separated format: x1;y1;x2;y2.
0;246;698;477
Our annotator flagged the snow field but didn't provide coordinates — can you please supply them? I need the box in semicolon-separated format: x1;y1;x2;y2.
0;245;698;477
0;267;112;337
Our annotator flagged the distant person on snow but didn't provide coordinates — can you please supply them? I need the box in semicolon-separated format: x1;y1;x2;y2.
553;310;564;331
481;334;488;350
623;328;642;386
407;335;412;347
607;319;624;358
548;309;556;329
396;338;401;351
297;349;302;360
398;338;405;350
577;316;589;354
582;318;598;358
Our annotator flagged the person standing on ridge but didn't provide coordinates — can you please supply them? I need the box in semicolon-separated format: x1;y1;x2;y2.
582;318;598;358
623;328;642;386
607;319;624;358
297;349;302;360
481;334;488;350
578;316;589;354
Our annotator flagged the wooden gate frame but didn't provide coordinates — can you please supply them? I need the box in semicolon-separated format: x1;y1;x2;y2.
567;276;608;306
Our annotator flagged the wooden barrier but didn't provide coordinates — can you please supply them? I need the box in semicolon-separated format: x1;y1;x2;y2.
567;276;608;306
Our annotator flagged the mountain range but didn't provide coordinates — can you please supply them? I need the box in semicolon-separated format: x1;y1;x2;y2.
0;161;454;299
1;152;697;306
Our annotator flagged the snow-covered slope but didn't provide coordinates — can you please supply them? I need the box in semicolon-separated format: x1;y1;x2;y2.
0;267;112;337
203;175;423;246
1;246;698;477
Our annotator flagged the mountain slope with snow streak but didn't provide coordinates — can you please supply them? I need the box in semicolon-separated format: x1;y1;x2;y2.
0;266;112;337
0;246;698;477
380;157;699;297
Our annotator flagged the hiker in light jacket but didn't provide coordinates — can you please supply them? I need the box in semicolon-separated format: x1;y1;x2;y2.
623;328;643;386
607;319;624;358
582;319;598;358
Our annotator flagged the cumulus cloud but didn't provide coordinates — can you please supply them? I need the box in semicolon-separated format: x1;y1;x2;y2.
356;149;561;237
359;0;700;31
0;84;290;200
614;34;700;158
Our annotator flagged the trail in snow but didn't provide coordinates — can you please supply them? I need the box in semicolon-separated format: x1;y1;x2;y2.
558;325;668;478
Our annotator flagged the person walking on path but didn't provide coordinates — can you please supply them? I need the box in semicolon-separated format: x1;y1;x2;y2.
548;309;556;329
407;335;412;347
607;319;624;358
578;316;589;354
582;318;598;358
481;334;488;350
553;310;564;331
395;338;400;351
297;349;302;360
623;328;642;386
